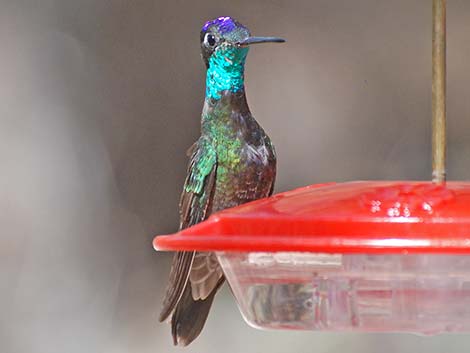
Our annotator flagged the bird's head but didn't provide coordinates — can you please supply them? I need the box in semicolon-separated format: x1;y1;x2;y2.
200;16;284;68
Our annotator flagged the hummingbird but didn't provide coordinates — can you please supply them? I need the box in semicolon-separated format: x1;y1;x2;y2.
159;16;284;346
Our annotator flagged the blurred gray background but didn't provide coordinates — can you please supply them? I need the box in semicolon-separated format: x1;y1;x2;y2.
2;0;470;352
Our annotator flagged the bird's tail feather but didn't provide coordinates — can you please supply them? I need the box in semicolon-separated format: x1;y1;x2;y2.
159;251;194;322
171;277;225;346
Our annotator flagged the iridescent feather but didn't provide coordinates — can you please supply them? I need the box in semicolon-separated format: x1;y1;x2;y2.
159;16;282;346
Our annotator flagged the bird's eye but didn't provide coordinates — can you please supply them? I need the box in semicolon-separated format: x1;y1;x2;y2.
204;33;217;47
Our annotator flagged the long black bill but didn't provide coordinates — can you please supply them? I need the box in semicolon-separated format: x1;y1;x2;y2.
238;36;285;46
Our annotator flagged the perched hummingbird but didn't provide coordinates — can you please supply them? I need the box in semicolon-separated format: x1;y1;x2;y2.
159;16;284;346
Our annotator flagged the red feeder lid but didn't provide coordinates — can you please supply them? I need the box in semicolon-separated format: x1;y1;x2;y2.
153;181;470;254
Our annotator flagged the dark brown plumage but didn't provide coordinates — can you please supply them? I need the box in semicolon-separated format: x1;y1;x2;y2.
159;16;282;346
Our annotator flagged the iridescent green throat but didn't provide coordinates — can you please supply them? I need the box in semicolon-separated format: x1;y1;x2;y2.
205;46;249;100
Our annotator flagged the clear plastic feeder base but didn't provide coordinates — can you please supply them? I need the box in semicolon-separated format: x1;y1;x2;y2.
155;181;470;334
218;252;470;334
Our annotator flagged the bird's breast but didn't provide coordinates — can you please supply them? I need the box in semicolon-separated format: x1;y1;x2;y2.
211;140;275;212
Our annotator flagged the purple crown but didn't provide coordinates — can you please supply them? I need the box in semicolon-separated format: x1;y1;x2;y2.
202;16;238;34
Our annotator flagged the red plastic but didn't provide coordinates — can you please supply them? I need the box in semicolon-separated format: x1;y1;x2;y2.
153;181;470;254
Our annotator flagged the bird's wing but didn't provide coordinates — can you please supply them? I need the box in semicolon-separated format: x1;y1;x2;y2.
159;138;217;322
179;139;217;229
189;251;224;300
185;138;223;300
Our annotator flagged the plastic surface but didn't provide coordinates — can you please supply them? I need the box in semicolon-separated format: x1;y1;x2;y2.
218;251;470;334
154;181;470;254
154;181;470;334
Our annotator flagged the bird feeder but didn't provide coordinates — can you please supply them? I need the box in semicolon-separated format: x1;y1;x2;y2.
154;0;470;334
